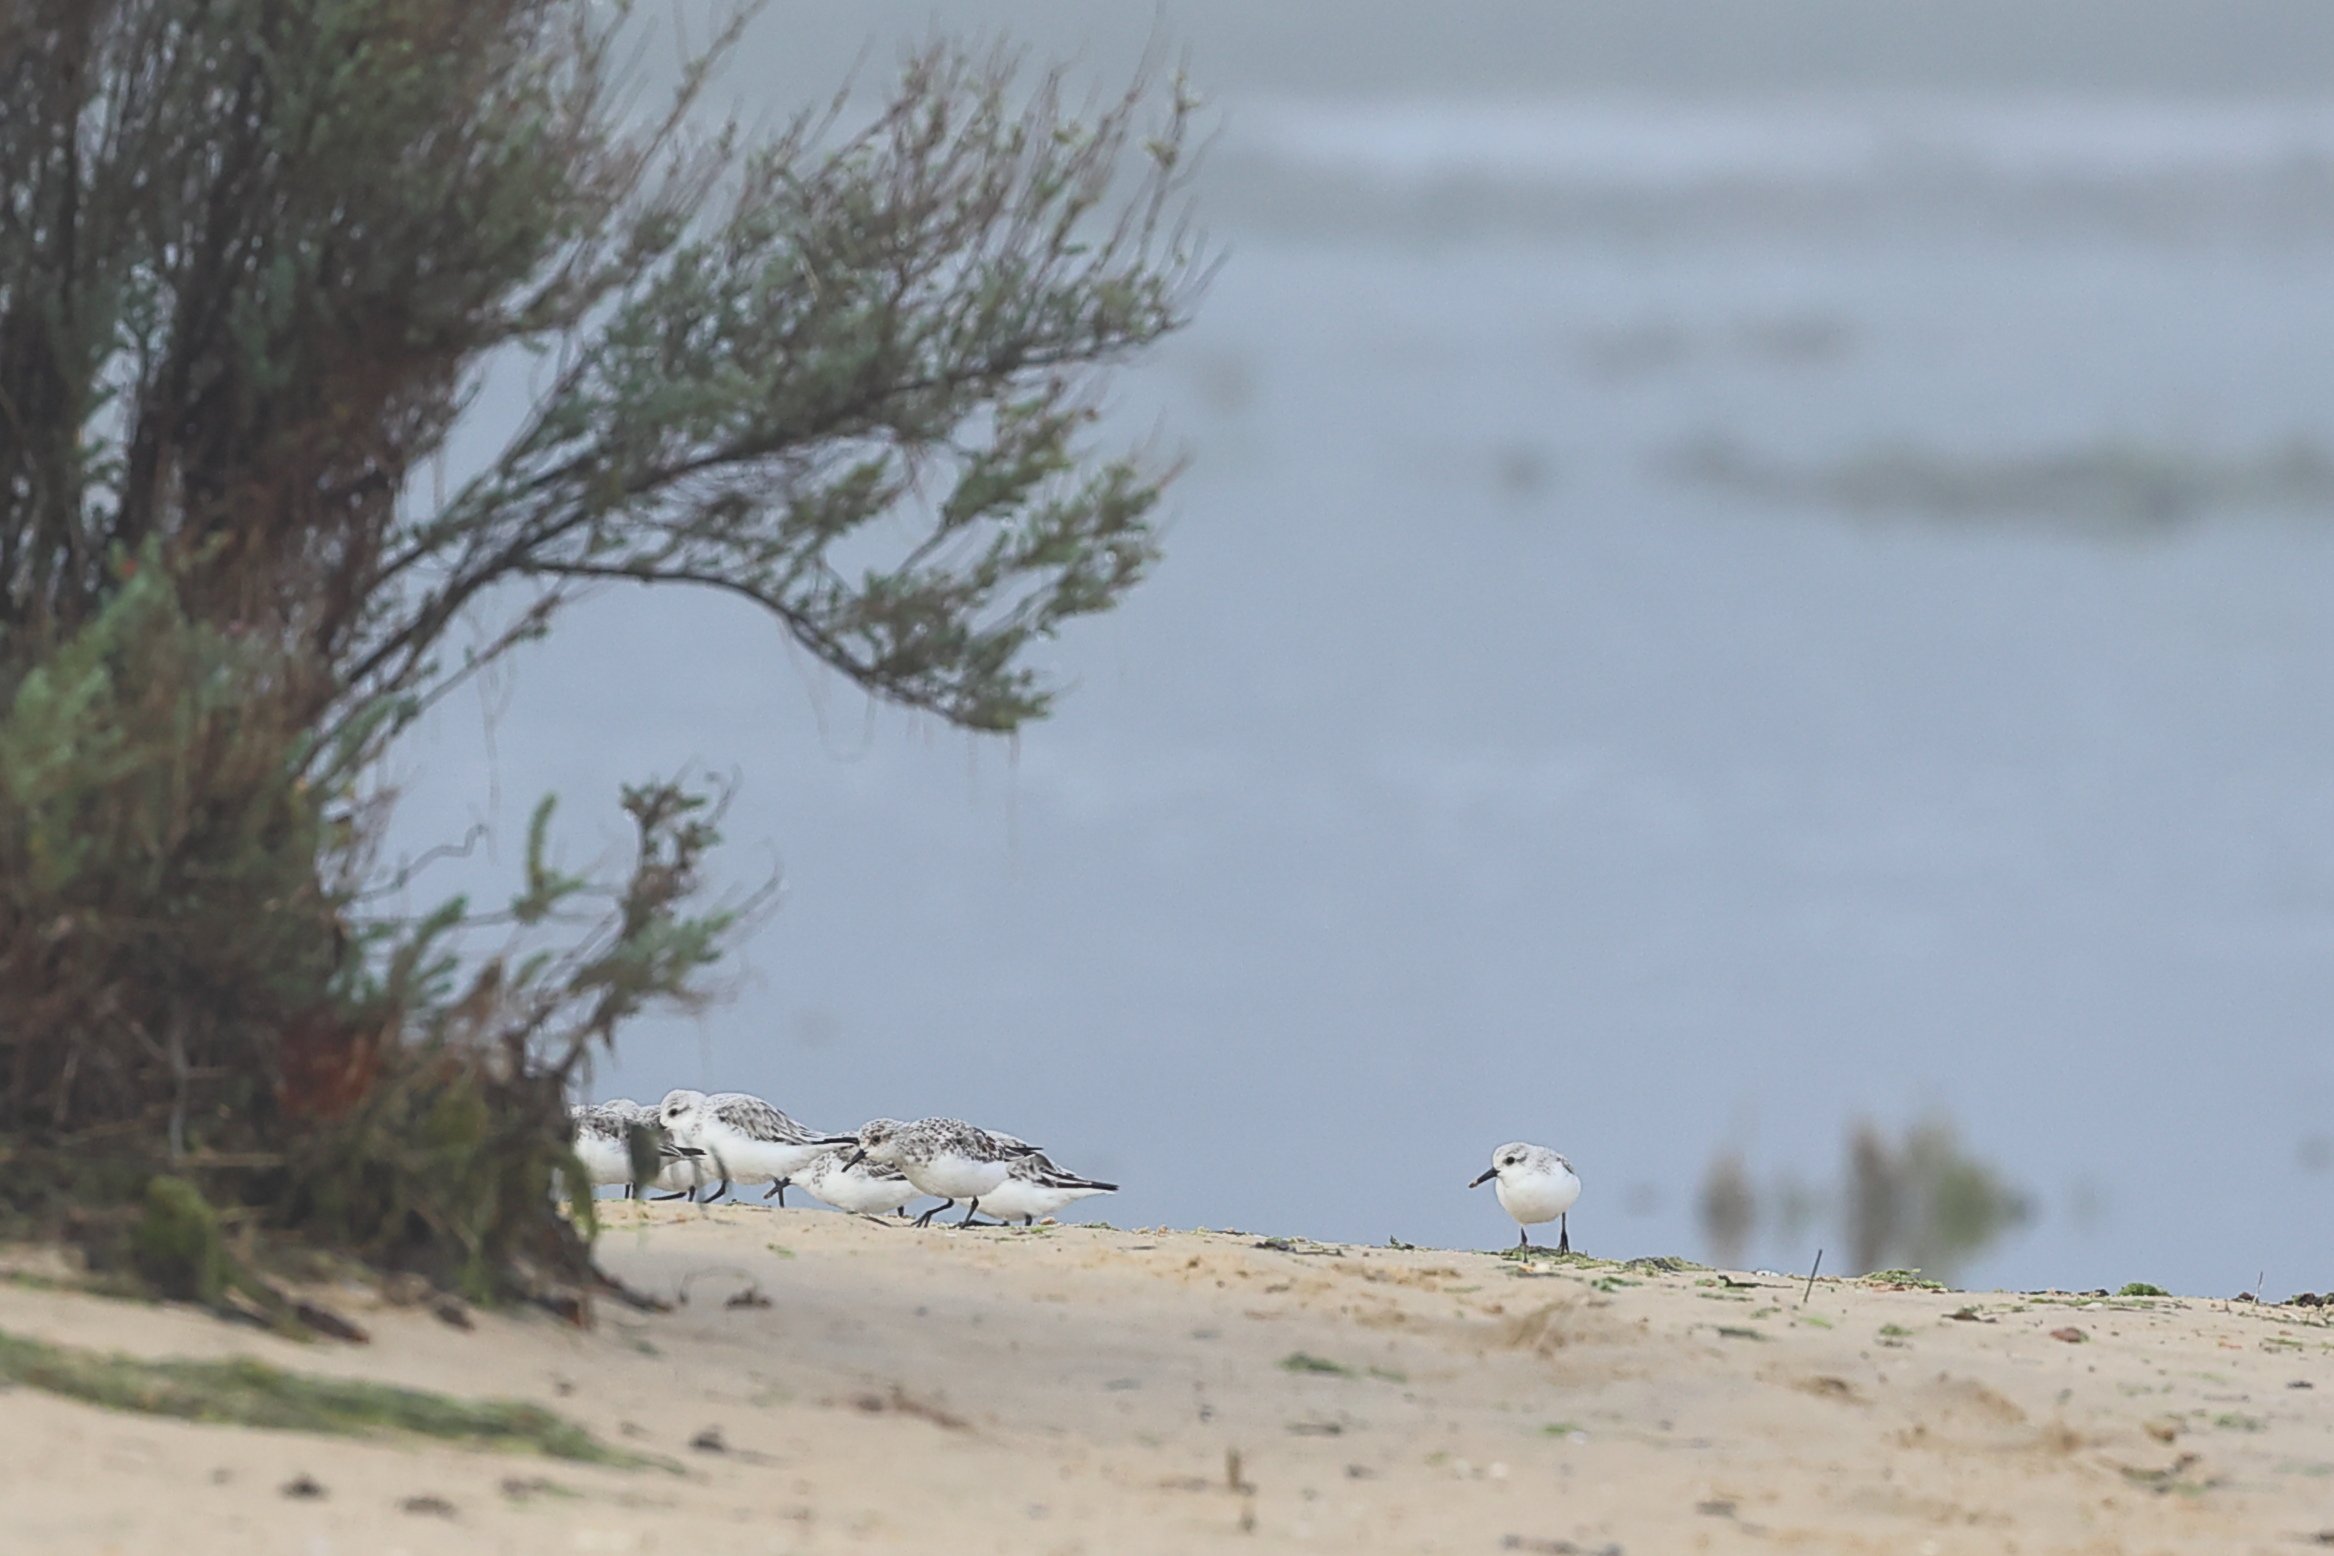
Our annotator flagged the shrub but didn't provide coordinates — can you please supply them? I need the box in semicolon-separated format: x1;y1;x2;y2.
0;0;1201;1307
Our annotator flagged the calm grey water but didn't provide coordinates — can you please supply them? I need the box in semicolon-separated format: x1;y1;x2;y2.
392;4;2334;1294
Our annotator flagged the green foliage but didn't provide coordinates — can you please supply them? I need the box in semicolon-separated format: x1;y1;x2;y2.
0;549;339;1160
2118;1282;2172;1298
1840;1118;2029;1282
1694;1119;2027;1283
129;1178;228;1306
0;1;1200;1301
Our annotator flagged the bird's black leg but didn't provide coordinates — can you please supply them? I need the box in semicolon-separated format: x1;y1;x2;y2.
913;1199;954;1228
1558;1214;1570;1254
1516;1228;1530;1251
959;1198;982;1226
764;1180;788;1205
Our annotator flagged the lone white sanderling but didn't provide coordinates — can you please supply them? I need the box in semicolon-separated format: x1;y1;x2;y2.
1470;1142;1581;1251
971;1150;1118;1225
658;1088;851;1202
569;1099;704;1198
787;1147;924;1219
843;1117;1041;1226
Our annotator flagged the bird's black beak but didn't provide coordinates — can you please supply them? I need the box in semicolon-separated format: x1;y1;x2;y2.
817;1136;858;1147
1469;1168;1497;1188
841;1149;866;1169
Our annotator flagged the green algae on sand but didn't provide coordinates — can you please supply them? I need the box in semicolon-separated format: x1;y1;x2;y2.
0;1327;663;1467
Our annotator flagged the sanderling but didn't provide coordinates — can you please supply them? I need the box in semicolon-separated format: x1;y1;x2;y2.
787;1147;924;1218
649;1149;714;1199
970;1150;1117;1225
569;1100;644;1191
843;1117;1040;1226
658;1088;851;1202
570;1100;705;1199
1470;1142;1581;1251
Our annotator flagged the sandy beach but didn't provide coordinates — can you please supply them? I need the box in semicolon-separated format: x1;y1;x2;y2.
3;1205;2329;1555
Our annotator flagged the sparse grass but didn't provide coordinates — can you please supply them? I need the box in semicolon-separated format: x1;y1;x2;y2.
1712;1326;1766;1342
1497;1246;1610;1268
1796;1313;1835;1329
1540;1421;1585;1437
1878;1324;1914;1338
1;1267;151;1303
2119;1452;2221;1497
1279;1352;1355;1377
2211;1412;2268;1433
1861;1270;1947;1290
2118;1282;2171;1298
0;1327;662;1468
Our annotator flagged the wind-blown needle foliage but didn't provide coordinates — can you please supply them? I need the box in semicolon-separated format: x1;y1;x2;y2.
0;0;1205;1302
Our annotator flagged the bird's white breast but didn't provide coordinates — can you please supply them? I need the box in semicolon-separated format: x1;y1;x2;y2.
800;1160;918;1215
1495;1166;1581;1225
572;1132;632;1186
695;1123;830;1184
908;1148;1012;1200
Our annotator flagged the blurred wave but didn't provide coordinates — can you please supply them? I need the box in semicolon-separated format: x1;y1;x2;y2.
1239;95;2334;189
1216;94;2334;239
1660;436;2334;531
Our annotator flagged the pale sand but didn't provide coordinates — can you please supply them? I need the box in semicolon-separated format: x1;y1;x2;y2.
3;1205;2330;1554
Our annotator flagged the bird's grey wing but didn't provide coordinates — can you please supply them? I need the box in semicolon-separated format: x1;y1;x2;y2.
570;1109;622;1143
1014;1151;1116;1191
712;1093;815;1143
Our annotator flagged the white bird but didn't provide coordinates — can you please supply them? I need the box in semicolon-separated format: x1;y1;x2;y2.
786;1147;924;1218
648;1145;716;1200
1470;1142;1581;1251
844;1117;1041;1226
569;1099;703;1199
971;1150;1117;1225
657;1088;852;1202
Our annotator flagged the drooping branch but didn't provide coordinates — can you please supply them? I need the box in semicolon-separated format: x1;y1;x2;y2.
339;41;1207;740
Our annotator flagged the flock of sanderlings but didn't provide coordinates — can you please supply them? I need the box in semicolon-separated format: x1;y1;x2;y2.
573;1088;1588;1248
568;1089;1117;1227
